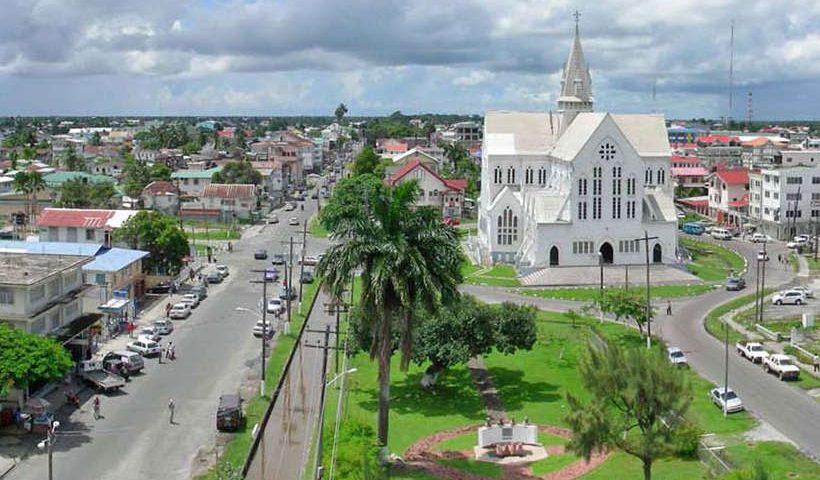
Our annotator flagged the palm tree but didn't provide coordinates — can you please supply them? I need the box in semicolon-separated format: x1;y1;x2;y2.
12;171;45;232
316;175;463;458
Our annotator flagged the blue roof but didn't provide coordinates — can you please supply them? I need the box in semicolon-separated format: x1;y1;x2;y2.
0;241;104;256
82;248;149;272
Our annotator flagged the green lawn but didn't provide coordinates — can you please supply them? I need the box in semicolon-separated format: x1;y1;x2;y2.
514;284;715;302
724;441;820;478
703;291;774;345
529;452;579;476
579;452;705;479
461;262;521;287
308;214;328;238
436;458;502;478
196;281;321;479
186;229;241;241
680;237;746;281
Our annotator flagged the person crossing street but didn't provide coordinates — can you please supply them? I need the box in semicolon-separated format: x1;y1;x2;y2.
168;398;176;424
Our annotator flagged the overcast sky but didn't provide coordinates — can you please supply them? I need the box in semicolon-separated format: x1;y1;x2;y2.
0;0;818;119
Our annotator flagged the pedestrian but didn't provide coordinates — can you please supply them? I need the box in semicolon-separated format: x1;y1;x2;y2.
666;301;672;316
93;397;101;420
778;254;782;263
165;302;171;318
166;341;173;360
814;355;819;373
168;398;176;424
170;343;176;360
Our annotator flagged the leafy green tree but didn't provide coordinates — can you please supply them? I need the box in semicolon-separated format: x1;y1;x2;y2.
410;295;537;386
181;142;201;155
439;142;480;198
21;146;36;160
55;178;116;209
0;323;74;395
335;103;348;124
211;160;262;185
316;174;463;458
233;129;246;149
350;146;381;177
593;289;653;338
121;155;173;197
62;145;86;171
8;149;18;170
565;332;694;480
115;211;189;275
134;123;191;150
11;171;46;230
90;131;102;146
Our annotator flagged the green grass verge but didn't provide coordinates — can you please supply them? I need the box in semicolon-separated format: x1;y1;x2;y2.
704;291;774;345
195;281;321;480
579;452;705;479
680;237;746;281
724;441;820;479
186;229;241;241
436;458;502;478
308;214;328;238
461;262;521;287
529;452;579;476
788;253;799;272
514;284;715;302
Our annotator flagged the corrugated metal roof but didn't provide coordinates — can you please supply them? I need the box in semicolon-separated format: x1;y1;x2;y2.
83;248;149;272
170;166;223;179
202;184;256;198
0;240;103;256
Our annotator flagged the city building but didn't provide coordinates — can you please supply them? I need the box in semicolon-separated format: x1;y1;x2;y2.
752;165;820;240
37;208;139;245
140;180;179;215
707;169;749;227
385;159;466;220
696;135;742;167
477;20;677;267
197;184;258;221
170;166;223;196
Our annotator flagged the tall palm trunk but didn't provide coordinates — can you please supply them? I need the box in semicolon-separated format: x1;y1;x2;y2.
376;303;393;462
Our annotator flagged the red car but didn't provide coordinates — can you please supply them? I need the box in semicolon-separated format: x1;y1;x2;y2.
443;217;460;226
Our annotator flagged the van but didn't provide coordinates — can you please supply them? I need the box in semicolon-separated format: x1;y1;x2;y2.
711;228;732;240
682;222;705;235
104;350;145;374
216;393;244;432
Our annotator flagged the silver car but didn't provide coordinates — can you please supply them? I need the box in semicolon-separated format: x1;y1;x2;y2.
709;386;744;413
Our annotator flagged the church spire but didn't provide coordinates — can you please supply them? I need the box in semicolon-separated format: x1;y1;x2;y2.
557;10;593;133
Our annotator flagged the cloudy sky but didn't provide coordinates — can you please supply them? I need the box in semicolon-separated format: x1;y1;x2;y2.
0;0;818;119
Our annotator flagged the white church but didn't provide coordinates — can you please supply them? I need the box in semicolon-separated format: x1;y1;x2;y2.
477;19;677;268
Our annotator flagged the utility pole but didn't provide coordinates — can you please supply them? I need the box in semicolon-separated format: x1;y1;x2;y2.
724;314;729;416
634;231;659;348
758;240;768;324
300;223;308;302
754;250;762;322
250;269;272;396
304;325;341;480
324;298;349;374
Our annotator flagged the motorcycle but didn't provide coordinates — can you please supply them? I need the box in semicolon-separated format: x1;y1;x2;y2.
65;390;80;408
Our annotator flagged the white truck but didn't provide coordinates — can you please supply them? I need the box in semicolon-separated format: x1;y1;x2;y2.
736;341;769;363
77;360;126;393
763;354;801;380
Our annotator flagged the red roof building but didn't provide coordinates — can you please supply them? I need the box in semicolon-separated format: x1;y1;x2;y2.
386;159;466;220
715;169;749;186
202;184;257;199
37;208;113;228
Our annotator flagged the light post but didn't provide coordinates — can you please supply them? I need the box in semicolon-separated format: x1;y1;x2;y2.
236;307;269;396
597;252;604;293
37;420;60;480
324;368;357;480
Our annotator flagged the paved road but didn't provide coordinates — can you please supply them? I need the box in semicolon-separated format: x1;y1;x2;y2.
5;195;329;480
468;237;820;461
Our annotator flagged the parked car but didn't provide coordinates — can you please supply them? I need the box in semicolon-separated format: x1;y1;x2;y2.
750;232;768;243
181;293;200;308
757;251;770;262
681;222;705;235
103;351;144;374
153;319;174;335
667;346;688;367
271;253;286;265
264;268;279;282
284;202;296;211
138;327;161;343
279;286;297;300
310;191;319;199
267;214;279;224
736;340;769;363
216;393;244;432
78;360;125;392
254;249;268;260
763;354;801;380
206;271;223;284
709;386;744;413
711;228;733;240
787;238;808;249
216;265;229;277
300;271;314;284
300;255;319;266
148;281;177;294
169;303;191;319
771;289;806;305
266;297;284;315
288;217;300;226
127;339;162;357
191;286;208;300
725;276;746;291
252;320;274;338
791;285;814;298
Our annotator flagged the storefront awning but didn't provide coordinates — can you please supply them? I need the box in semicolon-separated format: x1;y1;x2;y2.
98;298;129;313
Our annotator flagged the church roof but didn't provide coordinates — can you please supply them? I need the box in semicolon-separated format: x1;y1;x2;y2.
549;113;670;161
484;111;561;156
550;113;607;161
559;22;592;102
527;192;569;224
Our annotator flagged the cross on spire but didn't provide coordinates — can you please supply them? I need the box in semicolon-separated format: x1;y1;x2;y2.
573;10;581;29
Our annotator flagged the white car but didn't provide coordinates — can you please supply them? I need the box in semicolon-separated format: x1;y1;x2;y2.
667;346;688;367
181;293;200;308
750;233;768;243
169;303;191;319
283;202;296;211
252;320;274;338
266;297;284;315
757;251;770;262
288;217;300;226
127;339;162;357
787;238;808;249
771;289;806;305
709;386;744;413
216;265;229;277
300;255;319;266
791;286;814;298
153;319;174;334
138;327;161;343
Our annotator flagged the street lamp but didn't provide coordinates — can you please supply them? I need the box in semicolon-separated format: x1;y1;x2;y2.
37;420;60;480
236;307;270;397
323;368;358;480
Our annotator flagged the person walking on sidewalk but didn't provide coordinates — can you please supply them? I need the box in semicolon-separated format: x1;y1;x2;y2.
169;343;176;360
168;398;176;424
666;301;672;316
814;355;819;373
166;341;173;360
165;302;171;318
93;397;101;420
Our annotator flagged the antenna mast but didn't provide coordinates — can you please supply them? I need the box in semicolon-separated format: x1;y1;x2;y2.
746;91;753;131
728;20;735;128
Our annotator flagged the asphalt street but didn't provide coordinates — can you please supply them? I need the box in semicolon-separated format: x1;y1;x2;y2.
465;236;820;460
5;194;328;480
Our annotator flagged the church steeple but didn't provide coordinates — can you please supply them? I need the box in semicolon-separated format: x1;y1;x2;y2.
558;11;593;134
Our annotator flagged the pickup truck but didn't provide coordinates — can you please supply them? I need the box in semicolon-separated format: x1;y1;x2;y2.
736;341;769;363
77;360;126;392
763;354;801;380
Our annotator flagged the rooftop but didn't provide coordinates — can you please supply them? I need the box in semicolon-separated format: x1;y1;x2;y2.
83;248;149;272
0;253;90;286
170;166;223;179
43;171;117;187
715;169;749;186
202;183;256;198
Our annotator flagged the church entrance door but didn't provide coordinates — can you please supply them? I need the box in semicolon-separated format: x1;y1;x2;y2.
599;242;614;264
549;246;559;266
653;243;662;263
